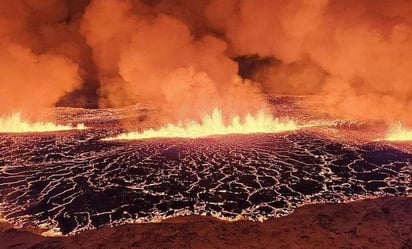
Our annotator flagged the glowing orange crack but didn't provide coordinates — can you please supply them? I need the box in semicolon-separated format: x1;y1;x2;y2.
0;113;86;133
103;108;302;140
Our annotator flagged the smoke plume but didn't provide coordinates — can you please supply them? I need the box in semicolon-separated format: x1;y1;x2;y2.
1;0;412;125
206;0;412;124
0;0;85;118
81;0;266;122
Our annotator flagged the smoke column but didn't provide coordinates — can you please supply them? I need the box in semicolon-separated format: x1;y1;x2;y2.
81;0;266;123
206;0;412;125
0;0;85;119
1;0;411;126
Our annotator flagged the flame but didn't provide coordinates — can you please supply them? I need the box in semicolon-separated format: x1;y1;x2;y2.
0;113;85;133
383;122;412;141
104;108;301;140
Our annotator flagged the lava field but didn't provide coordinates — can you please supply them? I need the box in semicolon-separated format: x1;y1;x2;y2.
0;119;411;235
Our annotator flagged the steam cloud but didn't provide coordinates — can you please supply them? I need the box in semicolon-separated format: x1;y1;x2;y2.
0;0;85;119
81;0;265;122
205;0;412;124
1;0;412;125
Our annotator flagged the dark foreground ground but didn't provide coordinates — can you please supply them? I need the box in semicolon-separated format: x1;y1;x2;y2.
1;197;411;249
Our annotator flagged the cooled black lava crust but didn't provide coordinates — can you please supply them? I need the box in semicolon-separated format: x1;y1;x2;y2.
0;130;411;235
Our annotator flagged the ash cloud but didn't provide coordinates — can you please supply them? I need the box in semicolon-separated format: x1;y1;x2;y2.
206;0;412;124
0;0;87;118
81;0;266;122
1;0;412;125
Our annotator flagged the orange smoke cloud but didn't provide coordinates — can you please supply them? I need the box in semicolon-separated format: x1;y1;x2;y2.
81;0;267;122
0;0;84;119
206;0;412;124
0;41;80;117
1;0;412;126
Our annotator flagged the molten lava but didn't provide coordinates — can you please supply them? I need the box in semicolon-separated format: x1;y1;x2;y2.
104;108;301;140
384;123;412;141
0;113;85;133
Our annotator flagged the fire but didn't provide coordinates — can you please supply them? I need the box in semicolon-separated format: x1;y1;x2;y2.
0;113;85;133
104;108;301;141
383;122;412;141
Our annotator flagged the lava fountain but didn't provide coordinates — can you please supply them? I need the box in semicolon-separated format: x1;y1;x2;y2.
383;122;412;141
0;113;86;133
103;108;301;140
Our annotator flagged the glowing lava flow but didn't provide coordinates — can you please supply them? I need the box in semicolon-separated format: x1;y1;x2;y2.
0;113;85;133
104;108;301;140
383;122;412;141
